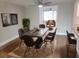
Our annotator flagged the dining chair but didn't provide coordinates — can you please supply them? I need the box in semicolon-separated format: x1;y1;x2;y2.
46;20;56;30
66;30;76;44
44;28;57;52
18;28;25;47
39;24;45;29
23;27;30;32
45;28;57;42
66;30;77;57
34;37;43;49
23;35;43;56
23;35;35;56
34;37;43;55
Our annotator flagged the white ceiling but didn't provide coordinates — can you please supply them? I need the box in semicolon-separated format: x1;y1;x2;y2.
44;0;74;4
0;0;74;6
0;0;35;6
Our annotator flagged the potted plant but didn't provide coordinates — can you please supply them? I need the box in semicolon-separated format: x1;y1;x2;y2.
22;18;30;31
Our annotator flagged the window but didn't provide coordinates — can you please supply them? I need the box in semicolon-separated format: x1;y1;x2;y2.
44;10;57;21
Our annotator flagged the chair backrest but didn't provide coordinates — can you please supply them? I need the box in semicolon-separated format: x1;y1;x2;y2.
46;20;56;27
34;37;43;49
18;28;24;39
39;24;45;28
23;35;34;47
24;27;30;32
66;30;68;35
66;30;69;39
66;30;76;44
66;30;75;39
47;28;57;42
52;28;57;40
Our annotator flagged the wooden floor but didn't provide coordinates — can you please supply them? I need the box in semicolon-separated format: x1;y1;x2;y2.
47;35;67;58
0;35;77;58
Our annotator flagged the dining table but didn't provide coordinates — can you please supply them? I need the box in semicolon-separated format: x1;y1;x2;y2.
23;28;49;40
23;27;56;40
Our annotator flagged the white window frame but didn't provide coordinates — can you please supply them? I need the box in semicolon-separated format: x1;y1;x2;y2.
43;10;57;21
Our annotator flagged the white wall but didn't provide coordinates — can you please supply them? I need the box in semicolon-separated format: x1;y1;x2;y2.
25;6;57;29
43;6;58;26
57;2;74;35
73;0;79;57
39;7;44;24
73;0;79;32
38;2;74;35
0;2;26;46
25;5;39;29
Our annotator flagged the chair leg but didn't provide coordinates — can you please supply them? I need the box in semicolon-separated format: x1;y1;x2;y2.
50;42;53;53
35;49;39;56
24;47;27;57
28;47;33;56
19;40;22;48
42;41;48;52
44;42;48;48
24;46;34;57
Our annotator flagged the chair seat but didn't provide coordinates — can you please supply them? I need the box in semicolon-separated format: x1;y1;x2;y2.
45;35;54;42
70;36;76;40
48;33;54;36
44;39;51;42
47;35;53;38
46;36;53;39
69;39;76;44
68;33;75;37
32;37;38;42
66;30;77;45
46;33;54;39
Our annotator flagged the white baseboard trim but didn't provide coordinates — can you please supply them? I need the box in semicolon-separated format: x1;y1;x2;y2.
56;33;66;35
0;35;19;48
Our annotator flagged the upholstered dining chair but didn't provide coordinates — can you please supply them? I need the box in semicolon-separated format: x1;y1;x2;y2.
66;30;76;44
23;27;30;32
39;24;45;29
66;30;77;57
23;35;43;56
46;20;56;30
45;28;57;42
44;28;57;51
23;35;35;56
34;37;43;49
18;28;25;47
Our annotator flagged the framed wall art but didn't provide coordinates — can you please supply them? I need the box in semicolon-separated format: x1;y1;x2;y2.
1;13;11;27
10;14;18;25
1;13;18;27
